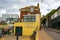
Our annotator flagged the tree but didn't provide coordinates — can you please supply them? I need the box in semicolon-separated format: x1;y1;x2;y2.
41;18;47;25
46;9;56;17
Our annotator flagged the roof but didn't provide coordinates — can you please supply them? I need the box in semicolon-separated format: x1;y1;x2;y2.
51;6;60;15
20;6;38;11
46;6;60;17
20;3;39;11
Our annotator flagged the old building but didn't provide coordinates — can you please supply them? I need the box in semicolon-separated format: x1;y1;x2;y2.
2;14;19;24
45;7;60;29
51;7;60;29
0;17;3;22
14;3;41;36
20;3;40;21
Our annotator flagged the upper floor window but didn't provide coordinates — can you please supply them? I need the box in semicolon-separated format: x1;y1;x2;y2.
54;12;57;18
51;14;54;19
57;9;60;16
30;7;34;12
23;15;36;22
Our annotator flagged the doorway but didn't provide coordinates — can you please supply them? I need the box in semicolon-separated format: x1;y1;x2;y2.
15;27;22;36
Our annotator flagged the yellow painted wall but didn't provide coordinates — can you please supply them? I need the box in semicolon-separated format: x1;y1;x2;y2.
14;14;41;36
36;14;41;30
14;22;36;36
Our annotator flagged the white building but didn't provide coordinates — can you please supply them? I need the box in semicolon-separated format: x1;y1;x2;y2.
50;7;60;29
0;17;4;22
2;14;19;23
51;7;60;19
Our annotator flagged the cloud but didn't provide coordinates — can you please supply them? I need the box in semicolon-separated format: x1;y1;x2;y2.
40;8;50;15
51;2;60;9
0;0;60;17
40;0;60;15
0;9;6;17
0;9;6;13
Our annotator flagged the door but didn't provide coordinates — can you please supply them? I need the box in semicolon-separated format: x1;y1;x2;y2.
15;27;22;36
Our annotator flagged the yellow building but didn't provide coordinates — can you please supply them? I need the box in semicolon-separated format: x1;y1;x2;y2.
14;14;41;36
14;3;41;36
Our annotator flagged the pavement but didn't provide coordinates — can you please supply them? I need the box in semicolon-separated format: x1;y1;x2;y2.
48;28;60;33
0;35;31;40
38;29;54;40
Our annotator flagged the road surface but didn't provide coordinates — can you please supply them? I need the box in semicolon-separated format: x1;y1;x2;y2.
0;28;60;40
38;29;53;40
44;28;60;40
0;35;31;40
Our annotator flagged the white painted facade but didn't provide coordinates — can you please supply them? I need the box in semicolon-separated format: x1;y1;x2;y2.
57;9;60;16
2;14;19;21
51;8;60;19
0;17;4;22
46;20;48;27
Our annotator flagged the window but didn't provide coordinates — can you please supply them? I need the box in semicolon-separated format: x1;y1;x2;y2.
23;15;36;22
57;9;60;16
54;12;57;18
30;7;34;12
51;14;55;19
51;15;53;19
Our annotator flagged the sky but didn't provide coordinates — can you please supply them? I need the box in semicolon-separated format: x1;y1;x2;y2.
0;0;60;17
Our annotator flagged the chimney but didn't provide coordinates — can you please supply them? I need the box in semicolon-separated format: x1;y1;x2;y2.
37;3;39;8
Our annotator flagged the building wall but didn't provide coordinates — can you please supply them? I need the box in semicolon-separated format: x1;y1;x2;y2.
46;20;48;27
2;14;19;21
50;7;60;29
14;14;41;36
51;12;57;19
20;3;40;21
51;7;60;19
45;7;60;28
57;9;60;16
0;17;3;22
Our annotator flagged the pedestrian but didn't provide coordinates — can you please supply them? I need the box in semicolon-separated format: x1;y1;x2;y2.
2;28;5;36
42;24;44;28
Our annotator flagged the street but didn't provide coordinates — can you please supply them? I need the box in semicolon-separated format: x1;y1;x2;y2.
0;35;31;40
38;29;53;40
44;28;60;40
0;28;60;40
0;0;60;40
